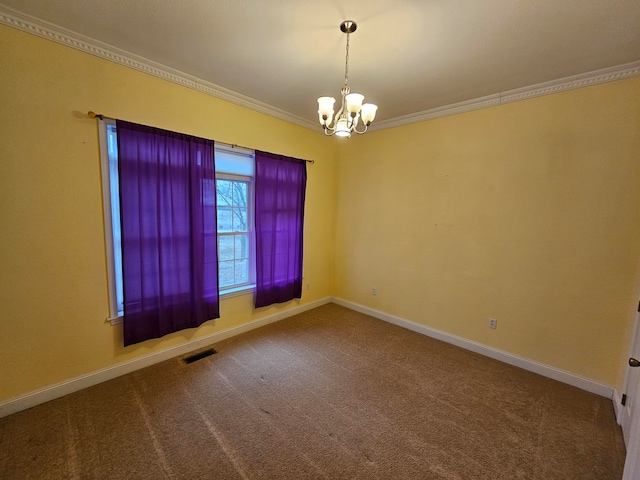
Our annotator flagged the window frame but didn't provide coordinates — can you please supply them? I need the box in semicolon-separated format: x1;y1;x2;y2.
215;171;256;295
214;144;257;297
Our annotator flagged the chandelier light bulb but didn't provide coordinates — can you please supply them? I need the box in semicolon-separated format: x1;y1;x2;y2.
317;97;336;118
345;93;364;114
360;103;378;125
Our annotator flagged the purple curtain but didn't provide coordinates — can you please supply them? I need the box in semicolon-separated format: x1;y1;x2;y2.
117;120;219;346
254;151;307;308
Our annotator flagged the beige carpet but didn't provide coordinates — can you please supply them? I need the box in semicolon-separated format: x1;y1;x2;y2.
0;304;626;479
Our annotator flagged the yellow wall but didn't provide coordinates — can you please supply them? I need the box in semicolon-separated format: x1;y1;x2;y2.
2;22;640;404
0;25;337;402
334;77;640;389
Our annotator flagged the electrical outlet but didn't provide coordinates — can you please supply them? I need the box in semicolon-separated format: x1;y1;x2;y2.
372;287;377;296
305;283;310;290
488;318;497;329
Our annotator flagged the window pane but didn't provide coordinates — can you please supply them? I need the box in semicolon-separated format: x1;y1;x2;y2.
217;208;232;232
216;179;233;206
219;261;234;287
233;182;248;207
218;235;234;261
233;208;247;232
235;234;249;259
235;259;248;284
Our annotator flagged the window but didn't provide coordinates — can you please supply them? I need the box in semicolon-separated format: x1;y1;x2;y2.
99;122;256;323
214;147;256;292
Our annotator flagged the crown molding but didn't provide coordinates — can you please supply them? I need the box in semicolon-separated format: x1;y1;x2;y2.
0;5;318;131
2;4;639;133
372;60;640;131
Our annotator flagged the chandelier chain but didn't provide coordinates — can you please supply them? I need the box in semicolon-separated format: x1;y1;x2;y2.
344;31;350;86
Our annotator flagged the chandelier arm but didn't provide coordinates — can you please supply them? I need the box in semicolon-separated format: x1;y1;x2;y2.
348;113;358;130
352;124;370;135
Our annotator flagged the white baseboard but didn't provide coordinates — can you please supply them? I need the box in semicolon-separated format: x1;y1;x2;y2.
332;297;615;399
613;389;625;425
0;297;331;418
2;296;617;419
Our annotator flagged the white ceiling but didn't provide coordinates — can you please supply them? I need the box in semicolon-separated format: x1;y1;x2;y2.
2;0;640;129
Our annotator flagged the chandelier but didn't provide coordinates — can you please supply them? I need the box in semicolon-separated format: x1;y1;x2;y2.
317;21;378;138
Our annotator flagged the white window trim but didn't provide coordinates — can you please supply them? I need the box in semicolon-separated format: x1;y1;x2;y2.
98;118;123;324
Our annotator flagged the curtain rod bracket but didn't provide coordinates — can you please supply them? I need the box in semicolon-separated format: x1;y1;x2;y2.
87;111;105;120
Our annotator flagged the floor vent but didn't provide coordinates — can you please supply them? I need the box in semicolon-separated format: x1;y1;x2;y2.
183;348;217;364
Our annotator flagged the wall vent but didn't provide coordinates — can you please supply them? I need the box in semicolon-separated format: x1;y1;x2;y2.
183;348;217;364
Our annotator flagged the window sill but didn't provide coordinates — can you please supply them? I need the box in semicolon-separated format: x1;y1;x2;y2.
220;284;255;299
107;315;123;326
106;285;255;326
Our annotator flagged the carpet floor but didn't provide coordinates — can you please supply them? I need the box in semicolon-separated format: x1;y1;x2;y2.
0;303;626;479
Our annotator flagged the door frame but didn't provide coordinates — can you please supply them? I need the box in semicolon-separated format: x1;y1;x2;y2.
622;295;640;479
621;309;640;440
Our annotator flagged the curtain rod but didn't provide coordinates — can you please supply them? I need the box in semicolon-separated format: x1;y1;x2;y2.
87;111;314;164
